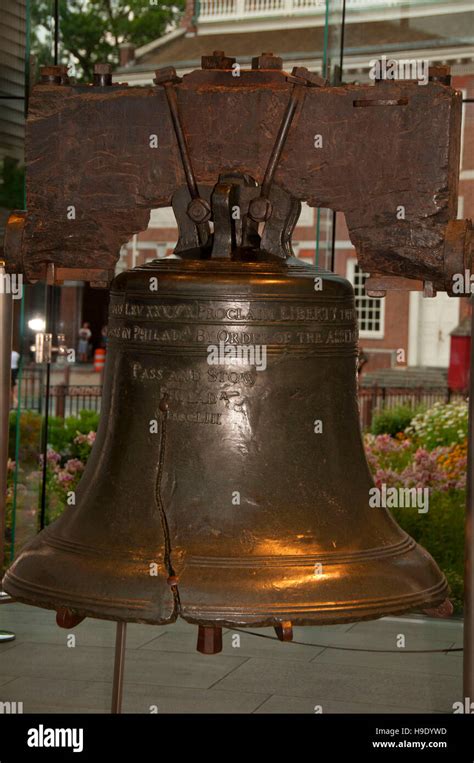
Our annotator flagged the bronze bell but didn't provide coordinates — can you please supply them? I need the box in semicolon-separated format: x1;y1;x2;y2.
3;177;448;652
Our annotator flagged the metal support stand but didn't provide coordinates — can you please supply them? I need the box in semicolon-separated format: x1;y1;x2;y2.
111;621;127;714
0;263;15;644
463;295;474;700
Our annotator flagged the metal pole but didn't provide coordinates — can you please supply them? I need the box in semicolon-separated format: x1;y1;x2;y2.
463;295;474;700
53;0;59;66
111;621;127;714
0;262;16;643
39;360;51;530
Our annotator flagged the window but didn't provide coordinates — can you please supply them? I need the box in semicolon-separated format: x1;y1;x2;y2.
347;259;385;339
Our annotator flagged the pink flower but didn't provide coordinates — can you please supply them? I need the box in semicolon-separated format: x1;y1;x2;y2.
64;458;85;474
74;430;96;447
57;471;75;485
40;449;61;467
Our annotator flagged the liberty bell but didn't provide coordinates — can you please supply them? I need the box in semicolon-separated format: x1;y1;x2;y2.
3;172;448;652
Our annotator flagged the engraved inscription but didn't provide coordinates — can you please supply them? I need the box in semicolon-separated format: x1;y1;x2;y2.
109;323;357;346
130;361;256;387
167;411;223;426
110;300;356;324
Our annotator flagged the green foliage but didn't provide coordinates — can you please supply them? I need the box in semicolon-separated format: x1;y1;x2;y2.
370;404;422;438
391;490;465;614
9;410;42;465
405;401;468;450
32;0;185;81
0;158;25;210
48;410;100;456
9;409;100;463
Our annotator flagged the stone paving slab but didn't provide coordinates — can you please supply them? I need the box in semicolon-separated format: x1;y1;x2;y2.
141;626;325;661
0;606;465;714
0;676;105;713
0;642;247;690
345;617;462;645
121;648;248;689
306;627;456;651
311;645;461;676
0;675;269;714
81;682;270;714
0;618;167;650
253;695;433;714
13;705;105;714
299;625;457;655
0;643;116;683
1;604;55;624
212;657;462;713
0;676;17;688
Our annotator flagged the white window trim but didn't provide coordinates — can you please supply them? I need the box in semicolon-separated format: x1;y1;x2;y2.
346;258;385;340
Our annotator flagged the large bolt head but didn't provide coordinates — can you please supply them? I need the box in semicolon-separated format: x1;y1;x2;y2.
94;63;112;74
251;53;282;71
154;67;181;85
248;197;273;222
201;51;236;70
40;65;69;84
428;65;451;85
187;198;212;224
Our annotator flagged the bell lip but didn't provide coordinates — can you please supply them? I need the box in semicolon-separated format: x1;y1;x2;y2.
2;588;178;627
2;572;449;628
2;570;178;626
178;577;449;629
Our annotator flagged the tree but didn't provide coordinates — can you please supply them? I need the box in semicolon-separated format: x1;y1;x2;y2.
31;1;185;82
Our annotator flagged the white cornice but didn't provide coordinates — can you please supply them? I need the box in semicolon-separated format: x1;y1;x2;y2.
198;1;473;35
134;26;186;60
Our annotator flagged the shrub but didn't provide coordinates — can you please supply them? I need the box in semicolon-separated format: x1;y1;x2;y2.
405;401;468;450
8;410;42;465
48;410;100;456
390;490;465;614
9;409;100;464
370;404;422;438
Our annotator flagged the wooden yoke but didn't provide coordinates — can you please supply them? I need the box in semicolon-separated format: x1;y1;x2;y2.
3;55;471;293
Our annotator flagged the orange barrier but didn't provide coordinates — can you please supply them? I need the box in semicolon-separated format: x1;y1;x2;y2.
94;348;106;373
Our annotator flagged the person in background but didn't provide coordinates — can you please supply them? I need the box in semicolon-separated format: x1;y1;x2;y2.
100;324;108;350
357;343;369;377
77;322;92;363
11;348;20;407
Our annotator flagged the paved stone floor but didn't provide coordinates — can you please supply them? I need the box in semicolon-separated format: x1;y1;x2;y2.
0;603;463;714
